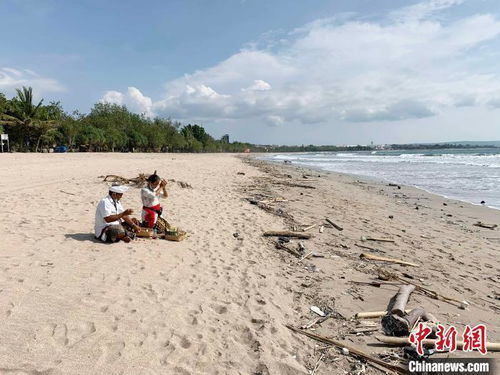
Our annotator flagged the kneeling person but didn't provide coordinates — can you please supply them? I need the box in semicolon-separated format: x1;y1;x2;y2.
95;184;141;242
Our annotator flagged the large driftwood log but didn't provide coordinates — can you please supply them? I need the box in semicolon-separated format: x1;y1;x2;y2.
391;285;416;316
360;253;419;267
375;336;500;351
382;307;427;337
263;231;312;239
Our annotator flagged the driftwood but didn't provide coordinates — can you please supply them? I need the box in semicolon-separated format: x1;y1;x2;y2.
354;310;411;319
325;218;343;231
355;243;385;253
102;174;148;187
275;242;302;258
364;237;395;243
391;285;416;316
375;336;500;351
302;224;317;232
264;231;312;239
273;181;316;189
473;222;498;230
360;253;419;267
382;285;438;336
286;325;407;374
394;276;467;308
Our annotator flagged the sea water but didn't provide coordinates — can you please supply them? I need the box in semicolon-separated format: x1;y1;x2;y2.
264;148;500;210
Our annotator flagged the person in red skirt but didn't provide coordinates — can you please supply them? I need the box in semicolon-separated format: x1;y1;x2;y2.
141;172;168;229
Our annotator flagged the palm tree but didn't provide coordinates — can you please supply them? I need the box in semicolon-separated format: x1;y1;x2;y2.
1;86;44;126
1;87;57;151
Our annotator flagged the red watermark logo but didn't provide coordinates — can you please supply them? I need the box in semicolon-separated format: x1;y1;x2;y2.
409;323;487;356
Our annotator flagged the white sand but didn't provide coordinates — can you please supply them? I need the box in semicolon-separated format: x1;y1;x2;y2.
0;153;498;374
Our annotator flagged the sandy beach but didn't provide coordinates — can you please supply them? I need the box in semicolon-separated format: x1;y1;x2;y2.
0;153;498;374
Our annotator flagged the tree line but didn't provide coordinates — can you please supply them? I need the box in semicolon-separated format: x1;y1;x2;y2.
0;87;254;152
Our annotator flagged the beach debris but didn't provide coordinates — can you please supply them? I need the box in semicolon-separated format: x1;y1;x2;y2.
354;310;411;319
355;243;385;253
473;221;498;230
310;305;326;317
298;252;314;262
374;336;500;352
388;215;394;219
388;183;401;189
481;200;486;205
390;285;416;316
264;231;312;239
60;189;77;196
381;286;437;336
302;224;317;232
310;353;325;375
275;242;302;258
374;274;470;309
304;264;319;272
247;199;294;220
102;173;148;187
319;225;324;233
283;160;292;164
237;172;245;175
285;325;407;374
325;218;343;231
361;236;395;243
273;181;316;189
233;232;240;238
360;253;419;267
175;180;193;189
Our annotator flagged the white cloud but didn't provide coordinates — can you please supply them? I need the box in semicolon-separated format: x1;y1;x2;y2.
390;0;464;23
242;80;272;91
0;67;64;96
101;87;154;117
101;0;500;127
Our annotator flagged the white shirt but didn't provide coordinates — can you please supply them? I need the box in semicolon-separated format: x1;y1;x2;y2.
141;186;160;207
141;186;161;223
94;195;124;238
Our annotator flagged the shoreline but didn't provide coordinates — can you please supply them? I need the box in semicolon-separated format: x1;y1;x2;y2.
0;153;498;374
257;152;500;211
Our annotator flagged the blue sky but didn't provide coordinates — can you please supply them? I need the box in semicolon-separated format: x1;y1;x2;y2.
1;0;500;144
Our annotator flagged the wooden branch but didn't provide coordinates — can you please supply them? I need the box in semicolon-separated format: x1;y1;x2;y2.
375;336;500;351
355;243;385;253
274;181;316;189
275;243;302;258
395;276;466;307
473;222;498;230
365;237;395;243
286;325;407;374
303;224;317;232
360;253;419;267
264;231;312;239
354;310;411;319
325;218;343;231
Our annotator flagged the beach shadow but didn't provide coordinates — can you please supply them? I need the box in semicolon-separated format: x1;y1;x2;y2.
65;233;100;242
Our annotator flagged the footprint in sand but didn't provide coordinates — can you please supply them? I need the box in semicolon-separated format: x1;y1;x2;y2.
98;341;125;364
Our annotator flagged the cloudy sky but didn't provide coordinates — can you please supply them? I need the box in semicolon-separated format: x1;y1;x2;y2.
1;0;500;145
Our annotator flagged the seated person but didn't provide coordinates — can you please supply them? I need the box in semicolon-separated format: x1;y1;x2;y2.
95;184;141;243
141;172;168;229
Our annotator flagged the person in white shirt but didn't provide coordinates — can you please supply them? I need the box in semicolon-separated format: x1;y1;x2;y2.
141;172;168;228
95;184;141;243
